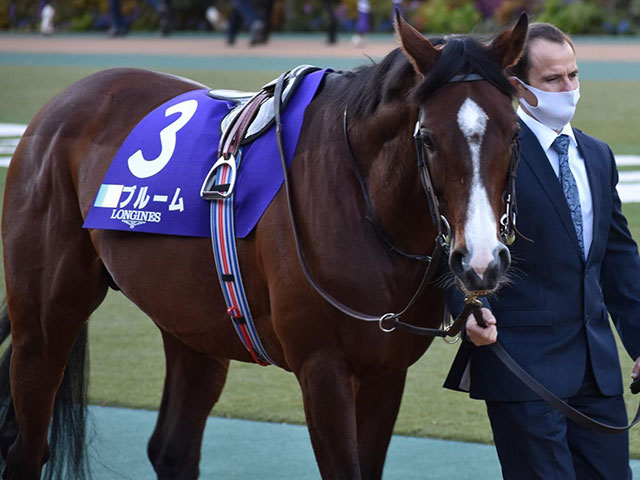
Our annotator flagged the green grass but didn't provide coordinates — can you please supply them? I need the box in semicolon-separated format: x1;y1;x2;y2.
0;66;280;124
1;64;640;455
574;81;640;154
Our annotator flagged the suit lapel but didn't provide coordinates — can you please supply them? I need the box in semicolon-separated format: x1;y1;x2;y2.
518;121;584;260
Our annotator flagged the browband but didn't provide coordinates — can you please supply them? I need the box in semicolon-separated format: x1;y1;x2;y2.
448;73;485;83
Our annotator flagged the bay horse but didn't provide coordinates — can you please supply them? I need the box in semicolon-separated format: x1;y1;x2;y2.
0;13;527;480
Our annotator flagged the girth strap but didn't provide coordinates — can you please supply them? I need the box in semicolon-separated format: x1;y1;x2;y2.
208;150;276;366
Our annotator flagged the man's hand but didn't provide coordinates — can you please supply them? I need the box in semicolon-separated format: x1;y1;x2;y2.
465;307;497;346
632;357;640;380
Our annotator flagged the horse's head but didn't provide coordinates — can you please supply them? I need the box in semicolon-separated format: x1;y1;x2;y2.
396;13;528;295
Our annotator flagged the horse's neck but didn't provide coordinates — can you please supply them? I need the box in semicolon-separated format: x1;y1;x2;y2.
348;104;435;252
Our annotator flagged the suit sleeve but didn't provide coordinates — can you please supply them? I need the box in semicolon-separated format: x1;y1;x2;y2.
600;145;640;360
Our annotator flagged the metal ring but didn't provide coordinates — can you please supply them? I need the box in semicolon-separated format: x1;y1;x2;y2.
378;313;397;333
500;213;516;246
499;213;509;229
439;215;452;246
443;333;461;345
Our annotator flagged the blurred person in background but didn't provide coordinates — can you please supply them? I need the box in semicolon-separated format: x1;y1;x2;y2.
352;0;402;46
107;0;127;36
39;2;54;35
226;0;271;46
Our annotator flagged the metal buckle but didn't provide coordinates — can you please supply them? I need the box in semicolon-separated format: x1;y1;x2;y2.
464;294;488;306
500;213;516;245
378;313;397;333
200;154;238;200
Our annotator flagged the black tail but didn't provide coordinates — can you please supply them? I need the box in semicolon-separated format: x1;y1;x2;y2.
0;303;90;479
0;304;12;468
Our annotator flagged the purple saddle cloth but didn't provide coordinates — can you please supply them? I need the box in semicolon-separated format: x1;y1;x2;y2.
83;68;327;238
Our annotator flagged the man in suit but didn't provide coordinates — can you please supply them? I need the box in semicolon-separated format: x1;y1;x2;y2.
444;22;640;479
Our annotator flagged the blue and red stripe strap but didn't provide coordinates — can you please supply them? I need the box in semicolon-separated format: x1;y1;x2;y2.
209;150;276;366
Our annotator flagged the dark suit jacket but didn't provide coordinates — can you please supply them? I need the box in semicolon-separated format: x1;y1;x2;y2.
443;120;640;401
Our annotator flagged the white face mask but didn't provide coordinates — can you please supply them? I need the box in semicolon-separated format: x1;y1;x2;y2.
516;78;580;131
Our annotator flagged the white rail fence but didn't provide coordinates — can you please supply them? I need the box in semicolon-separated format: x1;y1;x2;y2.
1;124;639;203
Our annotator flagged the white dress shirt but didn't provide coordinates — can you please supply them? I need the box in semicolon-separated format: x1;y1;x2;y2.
517;107;593;259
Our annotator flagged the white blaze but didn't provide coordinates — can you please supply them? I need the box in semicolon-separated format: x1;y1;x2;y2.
456;98;498;278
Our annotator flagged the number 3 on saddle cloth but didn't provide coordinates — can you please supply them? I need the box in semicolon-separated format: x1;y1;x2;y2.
83;66;329;366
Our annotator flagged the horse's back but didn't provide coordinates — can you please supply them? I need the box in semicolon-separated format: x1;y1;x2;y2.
6;68;205;218
2;68;208;309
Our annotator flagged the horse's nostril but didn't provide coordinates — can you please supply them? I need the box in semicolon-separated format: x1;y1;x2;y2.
449;248;467;277
449;244;509;292
496;244;511;271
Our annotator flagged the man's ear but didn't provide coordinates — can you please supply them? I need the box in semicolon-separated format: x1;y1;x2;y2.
508;76;526;97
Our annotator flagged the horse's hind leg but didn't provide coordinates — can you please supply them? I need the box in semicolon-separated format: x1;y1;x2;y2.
2;240;107;479
148;330;229;479
2;149;109;478
2;232;107;479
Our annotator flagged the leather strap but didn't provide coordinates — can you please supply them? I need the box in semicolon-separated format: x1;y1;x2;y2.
220;91;269;158
274;72;445;327
394;300;640;434
393;298;480;337
489;341;640;434
342;109;431;263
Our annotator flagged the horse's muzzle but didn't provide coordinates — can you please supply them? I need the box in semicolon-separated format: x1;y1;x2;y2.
449;244;510;293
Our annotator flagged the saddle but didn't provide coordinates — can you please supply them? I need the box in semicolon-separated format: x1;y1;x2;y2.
200;65;320;200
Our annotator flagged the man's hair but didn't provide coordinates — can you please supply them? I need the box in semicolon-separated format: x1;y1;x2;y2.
508;22;575;83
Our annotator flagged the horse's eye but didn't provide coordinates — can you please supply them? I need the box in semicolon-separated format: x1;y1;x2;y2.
421;131;436;152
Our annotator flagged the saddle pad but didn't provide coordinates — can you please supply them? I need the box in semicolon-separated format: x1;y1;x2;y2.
83;68;327;238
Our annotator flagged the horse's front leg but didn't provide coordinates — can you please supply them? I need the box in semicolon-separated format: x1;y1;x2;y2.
296;351;360;479
355;369;408;480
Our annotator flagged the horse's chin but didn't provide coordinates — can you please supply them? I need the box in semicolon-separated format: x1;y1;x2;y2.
455;277;505;299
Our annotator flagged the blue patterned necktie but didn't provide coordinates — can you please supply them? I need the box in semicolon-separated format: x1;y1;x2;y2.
552;134;584;256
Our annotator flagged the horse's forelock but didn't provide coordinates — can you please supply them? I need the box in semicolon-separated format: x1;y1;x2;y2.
410;36;516;105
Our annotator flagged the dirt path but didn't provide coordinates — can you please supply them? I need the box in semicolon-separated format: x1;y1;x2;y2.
1;33;639;61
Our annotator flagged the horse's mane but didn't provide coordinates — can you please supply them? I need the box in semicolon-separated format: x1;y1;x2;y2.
339;34;515;118
338;48;416;118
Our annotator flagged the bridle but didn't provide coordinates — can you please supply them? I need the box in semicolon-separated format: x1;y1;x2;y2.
412;73;521;250
343;72;520;263
274;70;518;337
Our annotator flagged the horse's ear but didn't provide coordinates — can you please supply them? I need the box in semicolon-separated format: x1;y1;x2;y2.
489;13;529;68
394;9;439;76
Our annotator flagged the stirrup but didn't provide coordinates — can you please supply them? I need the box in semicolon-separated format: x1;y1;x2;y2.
200;154;237;200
